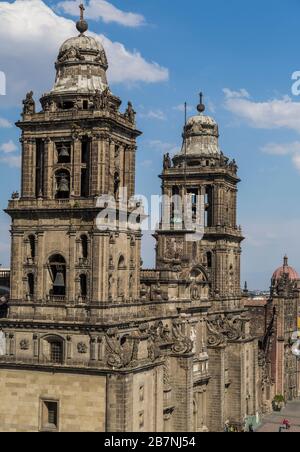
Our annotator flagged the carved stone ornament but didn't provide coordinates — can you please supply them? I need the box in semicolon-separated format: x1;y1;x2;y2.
77;342;88;354
207;313;248;346
105;328;139;369
171;319;193;355
19;339;30;351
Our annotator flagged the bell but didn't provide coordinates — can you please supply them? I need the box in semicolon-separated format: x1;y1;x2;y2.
59;144;69;158
53;271;65;288
58;175;69;192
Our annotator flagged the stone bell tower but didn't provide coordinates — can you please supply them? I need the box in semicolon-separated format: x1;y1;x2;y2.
156;95;243;305
8;7;141;313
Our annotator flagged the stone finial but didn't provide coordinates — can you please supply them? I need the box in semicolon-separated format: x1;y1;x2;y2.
197;92;205;114
76;3;88;35
283;255;288;268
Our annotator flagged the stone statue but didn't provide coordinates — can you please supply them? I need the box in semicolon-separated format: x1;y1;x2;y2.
93;90;102;110
23;91;35;115
163;153;172;170
101;87;110;110
125;102;136;124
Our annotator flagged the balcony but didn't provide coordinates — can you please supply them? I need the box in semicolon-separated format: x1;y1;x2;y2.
46;295;66;303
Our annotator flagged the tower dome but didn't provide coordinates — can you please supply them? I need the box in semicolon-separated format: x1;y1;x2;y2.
51;5;109;95
179;93;220;157
272;256;299;283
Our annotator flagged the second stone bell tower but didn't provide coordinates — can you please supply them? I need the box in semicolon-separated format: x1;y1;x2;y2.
8;8;142;315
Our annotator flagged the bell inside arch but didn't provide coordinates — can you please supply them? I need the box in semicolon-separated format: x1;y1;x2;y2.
53;269;65;288
57;174;69;192
59;144;70;158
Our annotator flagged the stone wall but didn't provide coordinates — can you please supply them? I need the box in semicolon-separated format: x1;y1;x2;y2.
0;368;106;432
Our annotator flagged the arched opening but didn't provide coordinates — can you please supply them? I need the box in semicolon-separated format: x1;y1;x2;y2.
80;235;88;260
28;235;36;260
27;273;35;297
48;254;66;298
171;186;181;224
79;274;88;298
55;170;70;199
118;256;126;270
56;142;71;164
114;172;120;199
207;252;212;269
117;256;126;300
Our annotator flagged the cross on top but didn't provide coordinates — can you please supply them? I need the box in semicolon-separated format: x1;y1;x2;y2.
79;3;85;20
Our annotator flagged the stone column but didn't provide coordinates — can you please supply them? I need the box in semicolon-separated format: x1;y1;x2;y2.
99;136;109;195
207;345;226;432
90;134;101;196
21;138;36;198
73;137;81;197
91;232;108;302
36;230;45;302
43;138;53;199
68;228;77;303
108;140;115;195
10;231;23;301
170;355;194;432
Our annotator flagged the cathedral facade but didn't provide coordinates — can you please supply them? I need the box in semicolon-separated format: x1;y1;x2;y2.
0;11;284;432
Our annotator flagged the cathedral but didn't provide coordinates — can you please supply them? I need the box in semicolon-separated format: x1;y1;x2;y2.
0;8;298;432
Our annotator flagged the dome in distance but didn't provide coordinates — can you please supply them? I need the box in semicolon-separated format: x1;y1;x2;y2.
272;256;300;282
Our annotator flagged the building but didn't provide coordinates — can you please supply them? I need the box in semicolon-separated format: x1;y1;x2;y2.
0;7;296;432
244;256;300;414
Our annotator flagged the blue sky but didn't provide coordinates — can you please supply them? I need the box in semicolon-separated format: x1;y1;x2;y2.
1;0;300;289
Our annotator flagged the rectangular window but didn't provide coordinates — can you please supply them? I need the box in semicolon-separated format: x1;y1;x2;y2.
41;400;59;432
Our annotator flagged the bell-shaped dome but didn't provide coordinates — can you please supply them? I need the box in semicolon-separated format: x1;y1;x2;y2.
178;95;220;157
272;256;299;283
59;34;104;55
51;8;109;95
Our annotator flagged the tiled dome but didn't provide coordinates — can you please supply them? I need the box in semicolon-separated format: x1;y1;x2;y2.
272;256;299;282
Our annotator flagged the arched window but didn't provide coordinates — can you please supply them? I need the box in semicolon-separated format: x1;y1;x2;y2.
27;273;34;296
28;235;36;260
56;142;71;164
55;170;70;199
80;235;88;260
117;256;126;299
114;172;120;198
80;274;87;298
43;336;64;364
118;256;126;270
48;254;66;297
207;252;212;269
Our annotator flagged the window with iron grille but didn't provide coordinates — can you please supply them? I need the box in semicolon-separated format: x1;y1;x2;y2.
50;341;63;364
41;400;59;431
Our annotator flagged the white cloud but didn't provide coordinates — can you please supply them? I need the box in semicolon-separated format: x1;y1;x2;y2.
140;160;153;168
57;0;145;27
261;141;300;172
223;88;250;99
223;89;300;133
0;0;168;106
0;155;21;168
0;140;18;154
0;140;20;167
173;104;193;113
146;140;180;155
292;153;300;171
0;117;12;128
141;110;167;121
